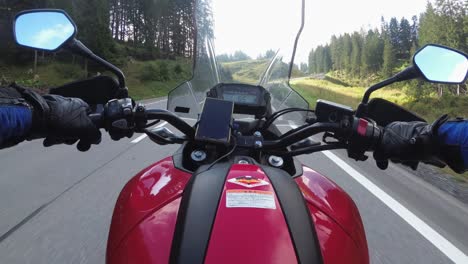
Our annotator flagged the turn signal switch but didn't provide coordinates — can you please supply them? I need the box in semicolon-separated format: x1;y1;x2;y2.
104;98;135;140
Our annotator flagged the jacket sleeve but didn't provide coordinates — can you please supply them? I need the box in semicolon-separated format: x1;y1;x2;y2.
0;105;32;148
437;120;468;172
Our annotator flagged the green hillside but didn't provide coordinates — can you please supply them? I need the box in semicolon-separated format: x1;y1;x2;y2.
221;59;305;84
0;58;192;100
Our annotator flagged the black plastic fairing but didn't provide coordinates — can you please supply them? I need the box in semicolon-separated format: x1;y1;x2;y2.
169;163;231;264
169;160;321;264
50;76;120;105
367;98;426;127
261;166;323;263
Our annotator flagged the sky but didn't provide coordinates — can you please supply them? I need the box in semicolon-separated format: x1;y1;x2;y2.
211;0;430;64
15;12;74;51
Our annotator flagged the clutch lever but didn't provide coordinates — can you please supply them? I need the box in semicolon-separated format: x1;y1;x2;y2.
89;104;105;128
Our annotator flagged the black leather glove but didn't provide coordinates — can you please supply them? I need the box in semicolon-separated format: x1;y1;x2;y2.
10;84;101;151
39;94;102;151
373;115;448;170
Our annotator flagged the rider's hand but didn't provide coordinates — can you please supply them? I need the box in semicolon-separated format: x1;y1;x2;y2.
373;115;448;170
38;95;101;151
17;87;102;151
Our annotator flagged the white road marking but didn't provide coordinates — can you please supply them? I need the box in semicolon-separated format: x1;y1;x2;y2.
144;99;167;106
131;122;168;144
322;150;468;264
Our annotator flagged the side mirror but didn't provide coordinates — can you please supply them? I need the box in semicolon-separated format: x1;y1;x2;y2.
14;9;76;51
13;8;127;91
414;44;468;84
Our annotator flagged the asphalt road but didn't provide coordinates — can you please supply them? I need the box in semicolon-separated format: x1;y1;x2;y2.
1;98;468;263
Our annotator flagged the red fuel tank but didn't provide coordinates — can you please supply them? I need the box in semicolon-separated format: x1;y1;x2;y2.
106;159;368;264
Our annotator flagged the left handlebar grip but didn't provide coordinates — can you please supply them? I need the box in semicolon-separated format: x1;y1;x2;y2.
88;104;105;128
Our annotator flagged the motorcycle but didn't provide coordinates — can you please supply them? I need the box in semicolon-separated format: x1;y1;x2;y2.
12;2;468;264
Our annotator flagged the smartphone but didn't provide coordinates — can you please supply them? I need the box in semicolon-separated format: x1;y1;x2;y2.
195;98;234;144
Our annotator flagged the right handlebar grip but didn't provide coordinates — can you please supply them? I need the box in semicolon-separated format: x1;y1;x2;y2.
347;118;382;161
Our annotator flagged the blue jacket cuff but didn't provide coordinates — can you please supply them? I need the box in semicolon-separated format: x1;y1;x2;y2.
0;105;32;146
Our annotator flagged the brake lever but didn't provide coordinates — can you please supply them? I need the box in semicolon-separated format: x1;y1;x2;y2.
144;128;171;145
144;127;186;145
290;138;320;151
322;132;340;144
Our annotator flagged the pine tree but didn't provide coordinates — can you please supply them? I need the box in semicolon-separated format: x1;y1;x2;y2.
329;35;340;71
342;33;352;74
308;49;316;73
350;32;362;77
410;15;419;49
300;63;308;74
361;29;384;75
399;17;412;59
382;38;396;77
323;45;332;72
388;17;400;48
419;3;440;46
72;0;114;58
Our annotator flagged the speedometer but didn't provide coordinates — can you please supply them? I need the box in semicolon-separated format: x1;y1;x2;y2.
223;91;258;104
207;83;270;116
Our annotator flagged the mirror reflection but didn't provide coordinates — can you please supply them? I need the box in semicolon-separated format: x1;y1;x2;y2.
414;45;468;84
15;11;75;51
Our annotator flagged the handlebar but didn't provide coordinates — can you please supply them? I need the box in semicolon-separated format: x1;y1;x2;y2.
262;117;381;159
88;99;195;139
89;98;382;159
145;109;195;138
262;122;343;150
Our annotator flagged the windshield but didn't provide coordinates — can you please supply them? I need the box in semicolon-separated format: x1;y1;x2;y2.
167;0;308;124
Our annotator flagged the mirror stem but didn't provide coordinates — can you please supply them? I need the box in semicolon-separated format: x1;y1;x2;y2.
357;66;420;118
67;39;128;96
361;76;398;105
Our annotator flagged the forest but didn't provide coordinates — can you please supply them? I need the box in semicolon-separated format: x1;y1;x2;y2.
0;0;196;62
0;0;199;99
0;0;466;101
307;0;467;98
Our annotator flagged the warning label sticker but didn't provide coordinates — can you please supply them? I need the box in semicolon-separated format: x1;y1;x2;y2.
226;190;276;209
227;176;269;188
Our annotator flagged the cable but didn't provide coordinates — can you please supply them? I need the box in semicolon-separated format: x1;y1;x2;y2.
206;136;237;171
265;143;346;157
269;107;307;119
262;108;315;131
195;136;238;176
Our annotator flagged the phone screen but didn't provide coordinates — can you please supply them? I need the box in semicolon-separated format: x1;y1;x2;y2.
195;98;234;144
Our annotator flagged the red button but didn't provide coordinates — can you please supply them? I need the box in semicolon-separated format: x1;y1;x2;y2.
358;119;368;136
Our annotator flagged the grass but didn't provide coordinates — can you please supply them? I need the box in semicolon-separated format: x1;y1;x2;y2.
291;77;468;122
221;59;306;84
291;77;468;181
222;59;270;84
0;58;192;100
1;62;84;92
122;59;191;100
